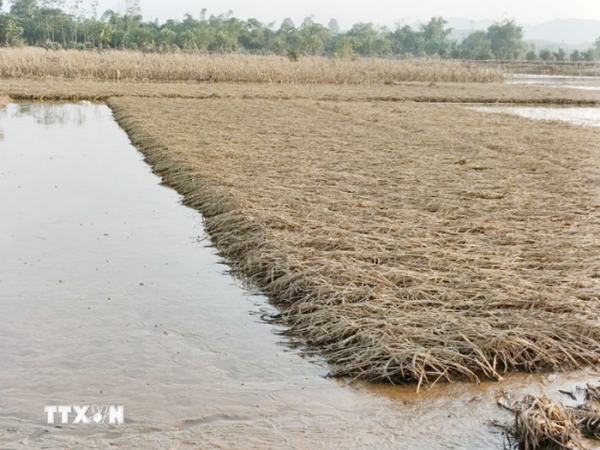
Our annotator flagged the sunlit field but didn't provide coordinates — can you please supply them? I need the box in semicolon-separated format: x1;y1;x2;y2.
0;48;504;83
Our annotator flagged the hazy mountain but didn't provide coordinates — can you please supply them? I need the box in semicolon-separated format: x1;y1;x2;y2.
526;39;593;52
444;17;600;49
524;19;600;45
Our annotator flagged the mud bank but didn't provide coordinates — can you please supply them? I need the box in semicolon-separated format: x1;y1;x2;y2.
1;78;600;105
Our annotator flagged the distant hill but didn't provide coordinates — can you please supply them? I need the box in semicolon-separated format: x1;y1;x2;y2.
524;19;600;45
525;39;593;52
445;17;600;50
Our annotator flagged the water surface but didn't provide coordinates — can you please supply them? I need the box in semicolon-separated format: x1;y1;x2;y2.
508;74;600;90
471;106;600;128
1;103;598;449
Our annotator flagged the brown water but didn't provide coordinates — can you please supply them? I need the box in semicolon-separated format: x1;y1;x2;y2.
1;103;599;449
508;74;600;90
471;106;600;128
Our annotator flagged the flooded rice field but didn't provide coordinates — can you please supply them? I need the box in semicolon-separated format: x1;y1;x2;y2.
471;106;600;128
1;103;600;449
508;74;600;90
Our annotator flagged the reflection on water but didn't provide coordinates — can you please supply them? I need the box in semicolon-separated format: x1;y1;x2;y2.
0;103;98;141
0;103;416;449
2;103;600;449
561;85;600;91
471;106;600;128
6;102;100;126
508;74;600;85
508;74;600;91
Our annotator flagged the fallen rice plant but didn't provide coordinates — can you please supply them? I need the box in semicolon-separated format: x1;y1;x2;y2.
501;384;600;449
1;78;600;106
502;395;583;450
107;96;600;385
569;384;600;439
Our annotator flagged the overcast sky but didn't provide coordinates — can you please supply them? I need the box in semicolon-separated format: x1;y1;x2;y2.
93;0;599;28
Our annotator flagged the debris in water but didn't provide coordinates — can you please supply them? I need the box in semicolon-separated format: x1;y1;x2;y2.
501;384;600;449
512;395;581;450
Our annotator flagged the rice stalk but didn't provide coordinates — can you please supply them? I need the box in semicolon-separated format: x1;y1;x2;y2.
0;48;504;84
106;96;600;385
513;395;583;450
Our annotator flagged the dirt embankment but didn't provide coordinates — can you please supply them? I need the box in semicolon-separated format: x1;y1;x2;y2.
0;78;598;105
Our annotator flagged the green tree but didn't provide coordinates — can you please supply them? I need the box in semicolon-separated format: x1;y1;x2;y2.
0;14;24;45
539;48;552;61
327;18;339;36
553;48;566;61
589;37;600;60
525;50;537;61
389;25;422;56
0;7;541;60
334;36;354;58
346;22;390;56
487;20;524;60
460;30;492;60
570;49;583;61
11;0;38;18
298;17;330;54
88;18;112;49
582;49;595;61
207;13;246;52
419;17;453;57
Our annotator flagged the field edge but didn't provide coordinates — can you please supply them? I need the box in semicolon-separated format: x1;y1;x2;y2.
106;96;600;386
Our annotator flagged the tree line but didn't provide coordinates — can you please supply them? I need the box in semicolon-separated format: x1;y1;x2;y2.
0;0;599;61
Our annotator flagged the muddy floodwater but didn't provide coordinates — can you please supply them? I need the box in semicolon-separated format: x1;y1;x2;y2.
472;106;600;128
1;103;600;449
508;74;600;90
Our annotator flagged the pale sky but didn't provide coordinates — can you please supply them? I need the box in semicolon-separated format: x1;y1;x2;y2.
88;0;600;28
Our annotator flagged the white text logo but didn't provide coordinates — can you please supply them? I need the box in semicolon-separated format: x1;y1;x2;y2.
44;405;124;425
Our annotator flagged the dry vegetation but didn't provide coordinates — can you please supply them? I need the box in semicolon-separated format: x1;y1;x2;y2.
107;96;600;384
513;395;582;450
0;48;504;83
500;384;600;449
1;78;599;105
2;56;597;385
